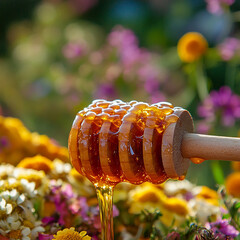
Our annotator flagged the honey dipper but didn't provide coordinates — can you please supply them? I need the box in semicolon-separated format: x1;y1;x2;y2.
69;99;240;185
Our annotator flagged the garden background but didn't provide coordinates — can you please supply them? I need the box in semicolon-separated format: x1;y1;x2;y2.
1;0;240;188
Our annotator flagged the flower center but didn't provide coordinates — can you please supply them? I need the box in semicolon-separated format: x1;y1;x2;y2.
7;230;22;239
186;40;204;56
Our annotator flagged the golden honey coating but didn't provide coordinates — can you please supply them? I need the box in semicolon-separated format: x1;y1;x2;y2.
68;100;181;185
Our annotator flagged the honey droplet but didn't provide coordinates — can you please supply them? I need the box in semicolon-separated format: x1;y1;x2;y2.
190;157;205;164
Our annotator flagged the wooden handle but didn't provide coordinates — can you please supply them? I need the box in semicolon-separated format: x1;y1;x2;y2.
182;133;240;162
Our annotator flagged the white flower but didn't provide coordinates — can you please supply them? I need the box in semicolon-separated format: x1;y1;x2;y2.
9;189;19;200
0;198;13;215
164;179;194;196
53;159;71;175
17;194;26;205
22;227;31;240
188;198;220;223
7;212;21;230
31;225;45;238
0;164;14;178
20;179;36;196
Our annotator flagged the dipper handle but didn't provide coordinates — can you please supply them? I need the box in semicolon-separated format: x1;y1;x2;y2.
182;133;240;162
161;109;240;179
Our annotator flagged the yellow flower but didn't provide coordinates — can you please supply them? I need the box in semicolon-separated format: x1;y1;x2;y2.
225;172;240;198
17;155;53;174
128;183;189;227
196;186;219;206
53;228;91;240
177;32;208;62
0;116;69;165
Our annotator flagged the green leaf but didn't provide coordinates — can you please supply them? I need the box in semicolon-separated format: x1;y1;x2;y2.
211;161;225;184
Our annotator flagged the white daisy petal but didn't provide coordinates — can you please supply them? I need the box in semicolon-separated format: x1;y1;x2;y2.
22;227;31;236
17;194;26;204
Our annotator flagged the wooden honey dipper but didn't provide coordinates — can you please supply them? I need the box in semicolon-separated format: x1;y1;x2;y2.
68;99;240;186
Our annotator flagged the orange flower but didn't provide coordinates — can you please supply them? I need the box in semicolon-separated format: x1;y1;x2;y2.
17;155;53;173
225;172;240;198
177;32;208;62
232;161;240;172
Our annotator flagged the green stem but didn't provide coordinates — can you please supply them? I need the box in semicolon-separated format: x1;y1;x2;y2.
225;61;237;89
196;60;208;101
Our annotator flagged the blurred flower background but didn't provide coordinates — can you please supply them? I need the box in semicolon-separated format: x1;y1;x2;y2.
1;0;240;239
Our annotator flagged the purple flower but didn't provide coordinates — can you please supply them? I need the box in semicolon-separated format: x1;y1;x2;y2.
198;86;240;127
107;26;149;67
95;83;116;100
206;0;235;15
62;43;84;60
150;91;166;104
206;219;239;239
218;38;240;61
166;231;181;240
42;217;56;226
38;233;54;240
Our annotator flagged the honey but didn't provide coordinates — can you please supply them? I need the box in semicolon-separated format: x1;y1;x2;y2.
69;99;183;186
190;157;205;164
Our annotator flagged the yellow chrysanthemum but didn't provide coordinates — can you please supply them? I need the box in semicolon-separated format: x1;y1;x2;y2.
0;116;69;165
53;228;91;240
225;172;240;198
196;186;219;206
128;183;189;227
177;32;208;62
17;155;53;173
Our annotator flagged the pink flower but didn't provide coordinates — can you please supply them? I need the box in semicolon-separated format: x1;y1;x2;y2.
38;233;54;240
198;86;240;127
218;38;240;61
206;219;239;239
206;0;235;15
62;43;84;59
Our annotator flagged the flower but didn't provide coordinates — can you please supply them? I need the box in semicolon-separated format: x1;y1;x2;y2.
206;219;239;238
177;32;208;63
198;86;240;127
62;43;84;60
218;37;240;61
232;161;240;171
17;155;53;174
0;116;68;165
53;228;91;240
95;83;116;100
195;186;219;206
38;233;54;240
206;0;235;15
166;232;181;240
128;183;189;226
225;172;240;198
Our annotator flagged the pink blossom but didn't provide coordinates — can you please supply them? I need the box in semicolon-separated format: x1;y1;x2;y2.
198;86;240;127
218;37;240;61
206;0;235;15
206;219;239;239
38;233;54;240
62;43;84;59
